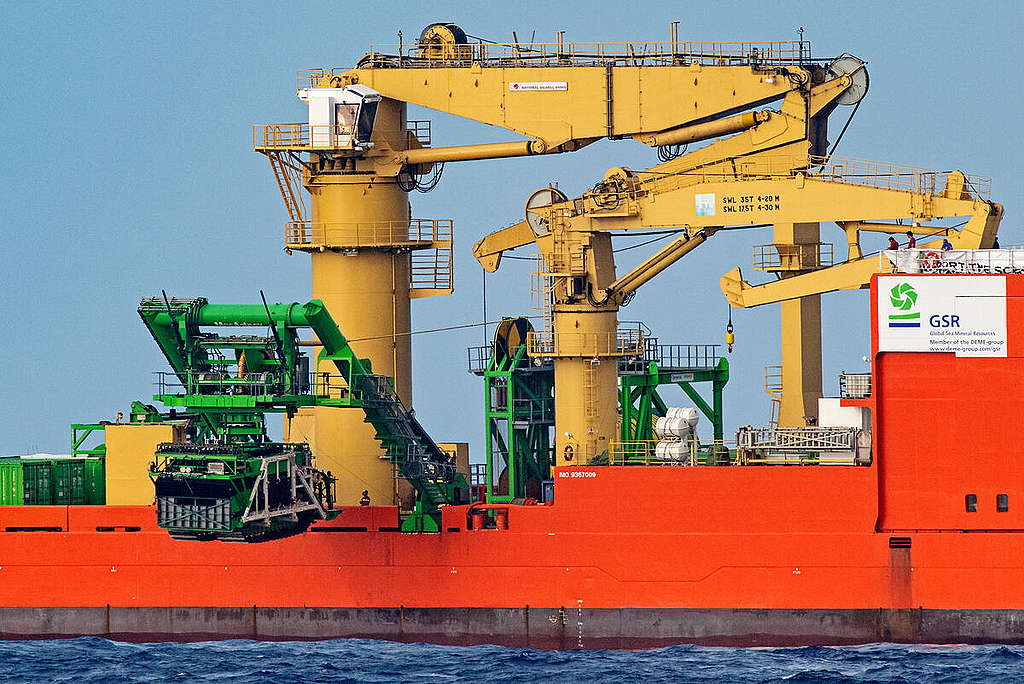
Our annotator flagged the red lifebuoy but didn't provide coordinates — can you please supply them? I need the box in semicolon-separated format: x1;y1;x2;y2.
922;251;942;270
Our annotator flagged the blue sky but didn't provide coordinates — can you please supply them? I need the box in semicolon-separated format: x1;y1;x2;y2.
1;1;1021;456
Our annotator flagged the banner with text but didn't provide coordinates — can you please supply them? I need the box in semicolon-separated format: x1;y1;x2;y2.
885;249;1024;274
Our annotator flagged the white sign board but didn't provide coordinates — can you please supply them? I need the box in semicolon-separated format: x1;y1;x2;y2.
508;82;568;91
694;193;715;217
877;275;1006;357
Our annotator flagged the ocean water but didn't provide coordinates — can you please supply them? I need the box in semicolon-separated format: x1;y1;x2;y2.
0;639;1021;682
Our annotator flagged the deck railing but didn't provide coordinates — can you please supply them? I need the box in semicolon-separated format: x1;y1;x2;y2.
883;248;1022;274
285;219;451;250
350;39;811;69
840;373;872;398
607;439;735;466
527;329;645;358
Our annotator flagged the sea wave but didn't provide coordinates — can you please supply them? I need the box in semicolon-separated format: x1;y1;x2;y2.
0;638;1021;683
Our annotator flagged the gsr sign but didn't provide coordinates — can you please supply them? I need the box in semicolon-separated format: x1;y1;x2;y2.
929;314;960;327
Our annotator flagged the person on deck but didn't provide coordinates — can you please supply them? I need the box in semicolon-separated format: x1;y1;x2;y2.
993;236;1001;249
905;231;916;248
888;236;899;250
360;490;371;506
941;239;953;251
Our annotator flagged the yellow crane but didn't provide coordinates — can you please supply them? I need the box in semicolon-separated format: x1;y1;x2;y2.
477;158;998;447
254;23;1000;499
468;44;999;458
254;24;832;497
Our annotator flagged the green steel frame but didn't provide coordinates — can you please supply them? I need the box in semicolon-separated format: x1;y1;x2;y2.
71;424;107;458
483;343;554;502
619;358;729;444
479;338;730;503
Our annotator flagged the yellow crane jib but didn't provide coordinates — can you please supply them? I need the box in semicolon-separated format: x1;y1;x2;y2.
716;171;1003;309
335;31;845;154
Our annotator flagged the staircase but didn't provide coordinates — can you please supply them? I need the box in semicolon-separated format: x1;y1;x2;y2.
358;374;456;509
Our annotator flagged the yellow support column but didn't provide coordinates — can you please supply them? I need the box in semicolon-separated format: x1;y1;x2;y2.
774;222;823;427
288;175;411;507
551;307;620;467
287;98;413;507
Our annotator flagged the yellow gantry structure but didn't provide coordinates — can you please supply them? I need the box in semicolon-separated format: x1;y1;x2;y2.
255;24;1000;494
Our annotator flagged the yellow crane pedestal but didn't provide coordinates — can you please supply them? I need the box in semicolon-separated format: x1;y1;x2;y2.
307;175;413;402
778;295;823;427
772;222;824;427
257;88;455;507
287;174;412;507
542;308;625;467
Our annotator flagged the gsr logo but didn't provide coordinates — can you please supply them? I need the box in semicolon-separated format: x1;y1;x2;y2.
929;315;960;327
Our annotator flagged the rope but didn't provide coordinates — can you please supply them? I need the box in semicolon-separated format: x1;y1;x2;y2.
298;317;544;345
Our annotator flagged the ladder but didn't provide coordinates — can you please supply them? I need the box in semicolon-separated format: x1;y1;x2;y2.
530;255;555;351
264;152;307;223
764;365;783;429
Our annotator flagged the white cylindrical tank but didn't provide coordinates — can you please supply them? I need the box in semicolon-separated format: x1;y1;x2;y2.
654;440;690;462
665;407;699;428
654;416;691;440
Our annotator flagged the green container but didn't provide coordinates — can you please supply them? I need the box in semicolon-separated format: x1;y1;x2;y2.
84;458;105;505
52;459;87;505
2;457;104;506
0;458;23;505
22;460;53;505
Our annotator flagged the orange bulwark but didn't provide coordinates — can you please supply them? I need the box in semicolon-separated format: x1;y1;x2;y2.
1;273;1024;646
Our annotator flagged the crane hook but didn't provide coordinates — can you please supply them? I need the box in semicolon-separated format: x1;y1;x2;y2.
726;305;735;353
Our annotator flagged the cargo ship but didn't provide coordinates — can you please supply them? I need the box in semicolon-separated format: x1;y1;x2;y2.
0;25;1018;647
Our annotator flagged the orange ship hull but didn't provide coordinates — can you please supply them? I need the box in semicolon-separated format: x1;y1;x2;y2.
1;273;1023;647
0;462;1021;646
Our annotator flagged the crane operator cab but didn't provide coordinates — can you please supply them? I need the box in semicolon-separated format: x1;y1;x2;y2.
299;84;381;150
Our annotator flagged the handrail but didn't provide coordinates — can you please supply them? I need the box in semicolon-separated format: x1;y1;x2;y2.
608;439;736;466
630;154;991;201
883;248;1020;274
764;366;783;395
285;219;452;249
351;39;812;69
253;123;363;150
527;329;645;358
840;373;872;398
471;341;722;373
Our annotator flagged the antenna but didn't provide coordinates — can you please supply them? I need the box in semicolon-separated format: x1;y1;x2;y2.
161;289;184;354
161;289;173;319
260;289;285;362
